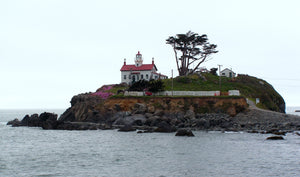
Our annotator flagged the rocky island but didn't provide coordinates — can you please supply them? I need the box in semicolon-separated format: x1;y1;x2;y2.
7;74;300;135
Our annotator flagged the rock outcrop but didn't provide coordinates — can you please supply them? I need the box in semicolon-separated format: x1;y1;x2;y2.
7;93;300;133
266;136;285;140
175;129;195;136
7;112;58;129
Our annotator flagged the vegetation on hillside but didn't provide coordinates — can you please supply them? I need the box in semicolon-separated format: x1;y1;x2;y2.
94;73;285;113
163;73;285;113
128;80;165;93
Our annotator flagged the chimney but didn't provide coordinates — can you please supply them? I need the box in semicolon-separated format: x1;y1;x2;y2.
124;58;126;65
152;57;154;65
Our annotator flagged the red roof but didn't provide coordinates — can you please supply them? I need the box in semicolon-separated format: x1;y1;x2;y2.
120;64;157;71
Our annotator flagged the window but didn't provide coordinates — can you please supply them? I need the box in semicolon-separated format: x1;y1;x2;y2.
129;75;131;79
146;74;148;79
222;73;225;75
141;74;143;79
155;76;158;79
124;75;126;79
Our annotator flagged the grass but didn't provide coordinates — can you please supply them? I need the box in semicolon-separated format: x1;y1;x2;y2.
108;73;285;112
163;73;236;91
162;73;285;112
108;85;128;94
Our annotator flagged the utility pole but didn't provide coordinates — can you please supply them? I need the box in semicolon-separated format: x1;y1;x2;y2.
218;64;222;94
171;69;174;96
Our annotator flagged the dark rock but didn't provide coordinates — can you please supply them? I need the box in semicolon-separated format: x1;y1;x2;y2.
195;119;210;129
56;122;98;131
145;116;161;126
89;125;98;130
110;112;124;123
7;112;58;129
154;121;176;133
248;130;259;133
113;114;146;126
114;104;121;112
177;123;185;128
133;119;143;126
170;118;182;126
118;125;136;132
272;131;287;136
21;114;37;126
143;130;153;133
133;103;147;114
154;110;164;116
144;113;153;118
184;110;195;119
7;118;22;127
175;129;195;137
40;112;58;129
266;136;284;140
58;108;75;122
265;129;287;136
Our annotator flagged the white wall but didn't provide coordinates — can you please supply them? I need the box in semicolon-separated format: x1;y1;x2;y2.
124;90;240;96
125;91;221;96
220;69;236;78
121;69;166;84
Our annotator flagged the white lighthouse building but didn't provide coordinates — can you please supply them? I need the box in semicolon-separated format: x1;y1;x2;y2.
120;51;168;85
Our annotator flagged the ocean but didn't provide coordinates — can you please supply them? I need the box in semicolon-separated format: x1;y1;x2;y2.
1;108;300;177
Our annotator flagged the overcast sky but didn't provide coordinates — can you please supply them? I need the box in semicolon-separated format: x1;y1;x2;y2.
1;0;300;109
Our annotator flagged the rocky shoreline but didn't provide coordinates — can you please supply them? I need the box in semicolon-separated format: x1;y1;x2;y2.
6;93;300;136
7;104;300;135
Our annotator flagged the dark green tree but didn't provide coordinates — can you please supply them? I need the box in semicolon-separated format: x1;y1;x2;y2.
166;31;218;76
128;80;149;91
210;67;218;75
128;79;165;93
148;80;165;93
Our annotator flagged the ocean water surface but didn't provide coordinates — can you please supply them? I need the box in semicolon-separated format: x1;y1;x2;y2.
1;109;300;177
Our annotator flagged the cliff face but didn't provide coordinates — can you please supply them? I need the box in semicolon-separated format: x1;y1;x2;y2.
59;94;108;123
103;97;247;116
59;94;248;123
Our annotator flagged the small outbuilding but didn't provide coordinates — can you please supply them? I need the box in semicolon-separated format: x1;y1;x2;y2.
220;68;236;78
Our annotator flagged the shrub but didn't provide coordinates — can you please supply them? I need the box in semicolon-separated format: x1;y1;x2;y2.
148;80;165;93
128;79;165;93
175;76;192;83
92;85;114;99
128;80;149;91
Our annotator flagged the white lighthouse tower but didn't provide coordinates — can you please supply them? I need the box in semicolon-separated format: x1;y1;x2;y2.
135;51;143;67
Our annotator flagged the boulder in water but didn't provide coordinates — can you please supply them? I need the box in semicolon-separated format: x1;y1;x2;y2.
266;136;284;140
118;125;136;132
6;118;22;127
154;121;176;133
175;129;195;137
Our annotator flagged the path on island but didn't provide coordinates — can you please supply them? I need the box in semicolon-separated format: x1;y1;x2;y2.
247;99;275;113
230;98;300;131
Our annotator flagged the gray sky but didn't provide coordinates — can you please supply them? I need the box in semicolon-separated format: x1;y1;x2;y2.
1;0;300;109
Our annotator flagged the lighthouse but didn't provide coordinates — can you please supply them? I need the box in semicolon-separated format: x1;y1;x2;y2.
135;51;143;67
120;51;168;84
